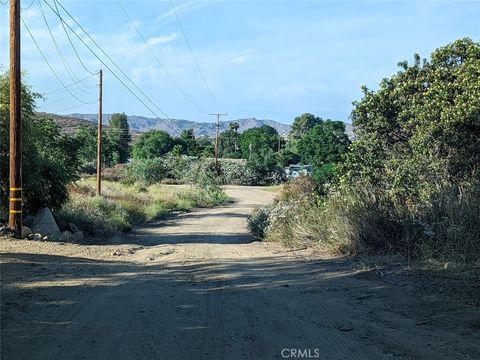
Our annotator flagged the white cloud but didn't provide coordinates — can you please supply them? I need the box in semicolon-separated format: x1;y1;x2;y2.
146;32;178;46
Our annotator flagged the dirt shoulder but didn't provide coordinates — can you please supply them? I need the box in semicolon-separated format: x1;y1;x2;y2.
1;186;479;359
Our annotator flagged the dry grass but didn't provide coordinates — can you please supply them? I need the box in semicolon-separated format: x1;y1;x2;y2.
252;178;480;264
58;178;228;237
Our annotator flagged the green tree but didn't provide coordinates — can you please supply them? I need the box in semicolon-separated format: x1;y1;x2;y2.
132;130;174;159
289;113;322;153
179;128;198;156
239;125;279;159
1;73;79;214
346;37;480;200
108;112;131;163
298;120;350;166
219;122;241;158
298;120;350;190
74;125;119;172
196;136;215;157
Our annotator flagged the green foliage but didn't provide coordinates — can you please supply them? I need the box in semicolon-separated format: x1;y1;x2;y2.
195;136;215;157
132;130;174;159
108;112;131;163
247;207;271;240
219;122;241;158
297;120;350;191
277;149;301;167
239;125;279;158
347;37;480;201
122;158;166;186
0;73;79;214
74;124;121;172
254;38;480;264
298;120;350;166
174;128;198;156
58;179;229;237
288;113;322;153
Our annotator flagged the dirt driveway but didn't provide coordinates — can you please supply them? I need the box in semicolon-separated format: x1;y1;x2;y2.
1;186;479;359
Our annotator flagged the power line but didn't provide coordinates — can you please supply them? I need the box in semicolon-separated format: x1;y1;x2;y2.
37;0;91;93
39;91;96;108
43;74;97;95
21;0;35;10
21;16;94;105
46;0;173;126
52;0;97;75
50;99;97;114
116;0;208;115
169;0;223;112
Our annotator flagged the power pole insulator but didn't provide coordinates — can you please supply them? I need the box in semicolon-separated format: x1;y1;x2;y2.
9;0;22;238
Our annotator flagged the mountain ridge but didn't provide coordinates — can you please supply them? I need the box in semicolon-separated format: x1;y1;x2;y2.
68;113;293;137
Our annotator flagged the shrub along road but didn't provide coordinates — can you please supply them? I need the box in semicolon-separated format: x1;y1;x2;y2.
1;186;478;360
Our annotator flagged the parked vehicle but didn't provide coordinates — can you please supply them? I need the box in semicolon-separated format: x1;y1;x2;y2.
284;164;312;179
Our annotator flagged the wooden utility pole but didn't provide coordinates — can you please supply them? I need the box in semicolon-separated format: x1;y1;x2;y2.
9;0;22;237
210;112;227;172
96;69;102;196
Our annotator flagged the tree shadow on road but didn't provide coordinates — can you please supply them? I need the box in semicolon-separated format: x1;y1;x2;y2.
1;251;479;360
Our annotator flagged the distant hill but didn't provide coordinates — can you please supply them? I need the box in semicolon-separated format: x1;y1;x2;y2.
36;112;98;135
39;112;353;139
35;112;142;139
68;113;292;137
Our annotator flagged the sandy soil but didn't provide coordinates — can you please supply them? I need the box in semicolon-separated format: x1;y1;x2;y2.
1;186;479;360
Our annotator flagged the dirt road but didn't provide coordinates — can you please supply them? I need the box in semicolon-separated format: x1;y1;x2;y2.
1;186;479;360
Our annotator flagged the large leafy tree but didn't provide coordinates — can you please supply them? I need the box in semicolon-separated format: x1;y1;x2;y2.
219;122;241;159
298;120;350;166
239;125;279;159
195;136;215;157
289;113;322;153
74;125;119;171
132;130;174;159
346;38;480;200
298;120;350;190
108;112;131;163
177;128;198;156
0;73;79;215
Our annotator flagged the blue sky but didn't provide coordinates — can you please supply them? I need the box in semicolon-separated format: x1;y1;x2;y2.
0;0;479;124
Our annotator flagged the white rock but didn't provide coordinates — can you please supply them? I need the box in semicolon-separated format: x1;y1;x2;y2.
32;208;60;239
29;233;42;241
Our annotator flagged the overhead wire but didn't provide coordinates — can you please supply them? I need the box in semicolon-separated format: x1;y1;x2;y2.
37;0;91;92
21;0;36;10
21;16;95;105
43;74;97;95
39;89;96;108
46;0;174;129
169;0;223;112
52;0;97;75
50;100;97;114
116;0;208;115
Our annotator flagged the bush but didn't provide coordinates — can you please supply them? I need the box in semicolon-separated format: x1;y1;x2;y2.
256;177;480;261
120;154;285;187
122;158;166;185
58;195;132;236
1;74;80;215
247;207;271;240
